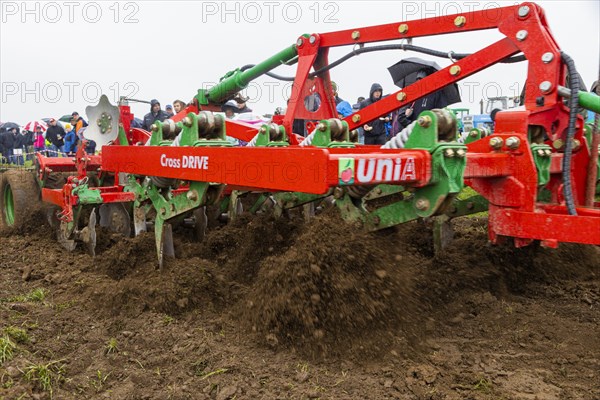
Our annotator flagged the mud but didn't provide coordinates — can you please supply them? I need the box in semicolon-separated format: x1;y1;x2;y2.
0;212;599;399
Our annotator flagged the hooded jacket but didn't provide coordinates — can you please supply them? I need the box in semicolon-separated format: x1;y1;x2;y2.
64;128;78;153
143;100;171;131
359;83;387;137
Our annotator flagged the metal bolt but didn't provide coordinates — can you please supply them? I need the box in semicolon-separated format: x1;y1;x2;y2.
449;65;461;76
506;136;521;150
444;149;455;158
516;30;528;41
415;198;429;211
518;5;530;17
182;117;192;127
352;114;361;123
333;187;344;199
469;130;479;137
454;16;466;27
160;207;167;216
375;187;382;195
351;31;360;40
259;126;267;133
537;149;545;156
544;149;552;156
151;124;158;132
372;216;381;226
398;24;408;34
296;38;304;47
489;137;503;150
539;81;552;94
309;35;317;44
186;190;198;202
417;115;432;128
573;139;581;150
553;139;563;150
396;92;407;102
456;149;466;158
541;52;554;63
317;123;327;132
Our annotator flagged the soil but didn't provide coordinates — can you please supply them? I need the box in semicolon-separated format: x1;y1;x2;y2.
0;210;599;400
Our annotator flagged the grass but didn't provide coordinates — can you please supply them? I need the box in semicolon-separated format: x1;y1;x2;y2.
24;360;66;398
5;288;48;303
200;368;228;380
26;288;47;302
0;335;16;364
105;338;119;355
54;300;77;312
473;377;493;393
89;370;111;392
191;359;208;376
3;326;29;344
1;373;14;389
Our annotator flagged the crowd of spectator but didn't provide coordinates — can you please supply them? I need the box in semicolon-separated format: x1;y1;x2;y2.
0;112;95;165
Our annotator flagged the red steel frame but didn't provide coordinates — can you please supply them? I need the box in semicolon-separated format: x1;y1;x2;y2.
42;2;600;247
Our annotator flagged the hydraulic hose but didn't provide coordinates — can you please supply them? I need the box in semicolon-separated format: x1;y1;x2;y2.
239;44;525;81
299;131;316;147
381;122;417;149
560;51;580;216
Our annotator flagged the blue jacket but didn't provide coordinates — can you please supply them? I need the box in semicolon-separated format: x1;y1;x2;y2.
64;129;77;153
336;101;353;117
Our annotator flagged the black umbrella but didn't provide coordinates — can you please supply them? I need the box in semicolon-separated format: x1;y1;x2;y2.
0;122;19;133
388;57;461;105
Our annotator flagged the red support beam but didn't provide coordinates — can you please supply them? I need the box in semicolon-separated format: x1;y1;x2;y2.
101;146;431;195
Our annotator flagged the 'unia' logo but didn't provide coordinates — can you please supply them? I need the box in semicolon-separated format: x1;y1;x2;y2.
356;157;416;183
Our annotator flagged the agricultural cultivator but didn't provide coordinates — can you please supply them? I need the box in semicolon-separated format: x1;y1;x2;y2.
1;2;599;267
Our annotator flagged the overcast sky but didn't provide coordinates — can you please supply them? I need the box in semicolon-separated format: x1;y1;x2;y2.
1;0;598;125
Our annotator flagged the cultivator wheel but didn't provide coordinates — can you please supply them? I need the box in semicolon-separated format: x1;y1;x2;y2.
99;203;132;237
55;208;99;255
0;170;41;232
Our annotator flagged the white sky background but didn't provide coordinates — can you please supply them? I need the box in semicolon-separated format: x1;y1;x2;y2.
0;0;598;125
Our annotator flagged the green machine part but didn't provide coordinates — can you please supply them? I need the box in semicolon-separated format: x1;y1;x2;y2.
124;110;233;267
578;90;600;114
336;110;467;230
197;43;299;106
464;128;484;144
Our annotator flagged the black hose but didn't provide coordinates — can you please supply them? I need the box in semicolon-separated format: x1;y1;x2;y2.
560;52;580;216
239;44;525;81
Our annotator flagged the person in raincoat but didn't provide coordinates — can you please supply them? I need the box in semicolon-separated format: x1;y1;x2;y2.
332;82;353;118
143;99;171;131
34;126;46;155
63;123;78;155
397;69;450;129
359;83;390;145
